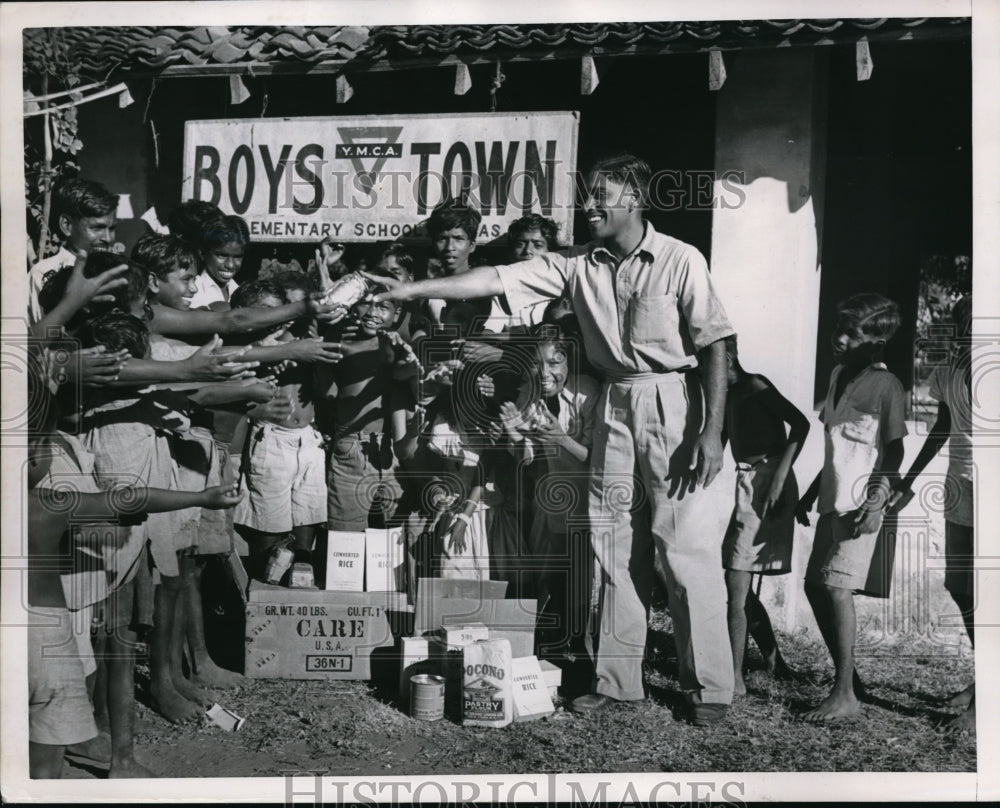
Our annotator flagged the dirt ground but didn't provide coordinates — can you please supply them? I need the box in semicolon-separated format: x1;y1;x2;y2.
62;609;976;780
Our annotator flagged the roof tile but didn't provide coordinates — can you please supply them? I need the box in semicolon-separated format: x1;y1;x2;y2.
22;20;968;81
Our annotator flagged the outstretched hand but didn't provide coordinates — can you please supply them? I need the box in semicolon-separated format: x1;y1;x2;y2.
60;346;131;387
63;250;130;308
360;271;410;303
314;239;346;292
201;483;243;509
186;335;259;380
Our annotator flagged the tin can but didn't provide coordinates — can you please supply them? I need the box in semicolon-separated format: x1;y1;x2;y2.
323;272;371;309
409;673;446;721
265;546;294;585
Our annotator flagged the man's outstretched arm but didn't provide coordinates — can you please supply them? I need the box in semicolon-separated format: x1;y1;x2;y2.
365;266;504;303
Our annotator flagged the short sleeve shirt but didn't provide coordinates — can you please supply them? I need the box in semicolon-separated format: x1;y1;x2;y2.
496;222;734;376
818;363;908;515
28;247;77;325
190;271;238;310
928;358;973;482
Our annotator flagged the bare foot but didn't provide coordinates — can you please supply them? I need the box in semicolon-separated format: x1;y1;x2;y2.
108;756;157;778
191;657;245;689
66;731;111;765
172;674;213;708
945;704;976;734
942;683;974;709
802;691;861;723
734;676;747;697
150;679;204;723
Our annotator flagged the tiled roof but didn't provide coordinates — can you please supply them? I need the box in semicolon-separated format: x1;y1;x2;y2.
23;26;370;77
366;19;970;59
24;19;969;80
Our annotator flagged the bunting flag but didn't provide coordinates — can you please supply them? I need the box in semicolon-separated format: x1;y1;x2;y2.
116;194;134;220
709;50;727;91
581;55;599;95
140;206;170;235
229;74;251;105
856;39;874;81
454;62;472;96
118;85;135;108
336;74;354;103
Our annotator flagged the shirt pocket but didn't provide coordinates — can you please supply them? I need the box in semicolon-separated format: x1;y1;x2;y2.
838;407;878;445
629;292;679;344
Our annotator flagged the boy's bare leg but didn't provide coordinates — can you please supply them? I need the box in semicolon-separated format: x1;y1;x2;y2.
67;638;112;764
944;591;975;728
805;581;866;700
149;576;202;722
29;742;65;779
746;586;790;677
186;557;244;688
725;569;752;696
169;556;212;707
106;626;154;778
803;584;861;721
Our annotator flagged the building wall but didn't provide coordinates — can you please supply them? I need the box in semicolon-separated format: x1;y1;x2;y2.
709;47;828;421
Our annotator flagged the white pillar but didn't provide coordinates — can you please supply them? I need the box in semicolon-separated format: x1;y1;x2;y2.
710;49;830;632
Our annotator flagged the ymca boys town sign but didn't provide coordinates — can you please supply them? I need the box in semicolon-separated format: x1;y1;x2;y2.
182;111;579;242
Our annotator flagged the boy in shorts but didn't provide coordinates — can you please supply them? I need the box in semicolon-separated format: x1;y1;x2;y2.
233;272;331;580
796;293;907;722
27;360;241;777
316;279;408;534
721;336;810;695
891;295;975;731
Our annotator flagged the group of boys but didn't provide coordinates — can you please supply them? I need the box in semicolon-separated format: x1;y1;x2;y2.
25;153;976;778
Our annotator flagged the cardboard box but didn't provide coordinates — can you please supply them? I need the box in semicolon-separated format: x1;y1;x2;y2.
414;578;537;658
245;582;399;679
365;527;406;592
443;623;489;646
428;636;467;720
397;636;435;704
539;659;562;701
510;656;554;722
325;531;366;592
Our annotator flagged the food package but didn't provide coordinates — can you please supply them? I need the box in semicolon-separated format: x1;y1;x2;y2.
461;638;513;728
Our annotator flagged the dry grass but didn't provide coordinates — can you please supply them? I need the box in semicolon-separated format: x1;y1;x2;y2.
65;605;975;779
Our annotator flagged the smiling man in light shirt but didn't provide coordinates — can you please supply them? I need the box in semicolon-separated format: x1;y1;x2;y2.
370;153;736;725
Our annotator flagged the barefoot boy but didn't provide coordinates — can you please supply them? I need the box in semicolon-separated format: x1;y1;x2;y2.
317;281;407;533
233;272;332;579
796;293;907;722
27;358;242;778
721;336;809;695
891;295;975;731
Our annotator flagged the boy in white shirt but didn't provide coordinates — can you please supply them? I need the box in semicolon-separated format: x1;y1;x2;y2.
797;293;907;723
